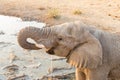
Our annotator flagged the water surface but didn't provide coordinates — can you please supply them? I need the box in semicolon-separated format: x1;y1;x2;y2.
0;15;45;35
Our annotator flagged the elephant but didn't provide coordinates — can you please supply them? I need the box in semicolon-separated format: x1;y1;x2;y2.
17;21;120;80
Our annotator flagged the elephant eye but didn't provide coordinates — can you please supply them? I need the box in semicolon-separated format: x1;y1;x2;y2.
58;38;62;41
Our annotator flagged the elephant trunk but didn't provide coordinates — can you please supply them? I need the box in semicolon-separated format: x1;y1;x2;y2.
17;27;52;50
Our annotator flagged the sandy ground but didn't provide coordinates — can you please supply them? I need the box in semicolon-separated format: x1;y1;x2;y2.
0;0;120;80
0;0;120;31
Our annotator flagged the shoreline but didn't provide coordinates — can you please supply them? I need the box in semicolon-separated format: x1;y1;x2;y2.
0;0;119;31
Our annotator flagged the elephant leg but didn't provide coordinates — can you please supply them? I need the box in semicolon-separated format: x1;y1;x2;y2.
76;68;86;80
87;71;108;80
85;66;110;80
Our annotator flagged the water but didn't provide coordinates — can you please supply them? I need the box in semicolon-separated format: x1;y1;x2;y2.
0;15;45;35
0;15;46;79
0;15;74;80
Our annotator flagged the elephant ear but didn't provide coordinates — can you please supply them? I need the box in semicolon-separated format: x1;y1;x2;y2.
67;30;103;69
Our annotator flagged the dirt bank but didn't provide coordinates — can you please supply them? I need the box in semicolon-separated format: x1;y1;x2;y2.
0;0;120;32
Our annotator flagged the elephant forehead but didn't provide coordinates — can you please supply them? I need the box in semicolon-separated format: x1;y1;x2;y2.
57;26;84;36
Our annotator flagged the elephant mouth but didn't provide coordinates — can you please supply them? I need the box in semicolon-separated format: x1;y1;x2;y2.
46;47;55;55
35;43;56;55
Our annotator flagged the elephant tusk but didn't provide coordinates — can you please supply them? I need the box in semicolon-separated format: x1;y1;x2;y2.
27;38;45;49
35;44;45;48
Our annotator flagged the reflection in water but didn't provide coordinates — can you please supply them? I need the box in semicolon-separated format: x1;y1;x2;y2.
0;15;45;35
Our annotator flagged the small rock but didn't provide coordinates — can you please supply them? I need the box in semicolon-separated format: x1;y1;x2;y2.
2;64;19;76
24;62;41;68
0;31;5;35
9;52;19;63
8;74;29;80
48;67;54;74
38;7;46;10
48;67;73;74
2;64;19;71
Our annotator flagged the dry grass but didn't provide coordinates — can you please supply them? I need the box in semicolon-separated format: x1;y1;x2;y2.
73;9;82;15
46;8;60;19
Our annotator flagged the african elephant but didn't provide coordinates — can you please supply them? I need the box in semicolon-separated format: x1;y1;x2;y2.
17;21;120;80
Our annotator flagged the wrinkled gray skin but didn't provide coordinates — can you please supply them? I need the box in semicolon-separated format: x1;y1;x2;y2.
18;21;120;80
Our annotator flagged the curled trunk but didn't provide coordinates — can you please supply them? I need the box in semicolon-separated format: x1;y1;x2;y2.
17;27;41;50
18;27;52;50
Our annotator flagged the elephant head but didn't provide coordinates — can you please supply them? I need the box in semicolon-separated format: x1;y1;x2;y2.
18;21;103;69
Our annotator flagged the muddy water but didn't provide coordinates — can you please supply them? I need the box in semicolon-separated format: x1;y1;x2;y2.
0;15;74;80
